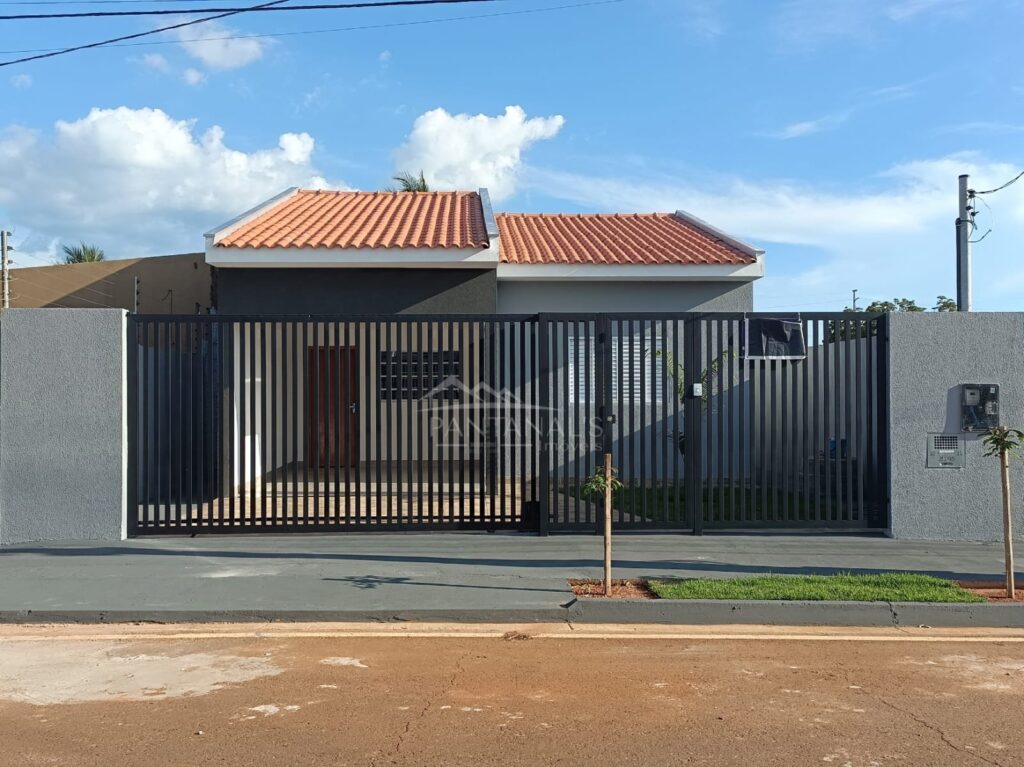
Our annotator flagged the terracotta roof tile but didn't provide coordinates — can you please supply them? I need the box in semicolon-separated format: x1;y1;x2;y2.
217;190;490;250
495;212;756;265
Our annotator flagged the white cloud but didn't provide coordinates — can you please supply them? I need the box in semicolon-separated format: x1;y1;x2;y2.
765;110;853;139
0;107;344;258
175;21;269;70
378;50;392;64
527;153;1024;311
764;83;913;140
140;53;171;73
886;0;970;22
393;106;565;200
935;121;1024;135
683;0;725;40
9;74;31;90
182;68;206;86
774;0;969;49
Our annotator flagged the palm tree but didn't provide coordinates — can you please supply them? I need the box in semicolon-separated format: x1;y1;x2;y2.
61;242;105;263
387;171;429;192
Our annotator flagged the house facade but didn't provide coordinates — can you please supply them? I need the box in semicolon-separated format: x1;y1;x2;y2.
204;188;763;315
191;188;766;523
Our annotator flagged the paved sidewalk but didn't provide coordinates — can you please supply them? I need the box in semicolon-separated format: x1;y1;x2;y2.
0;533;1019;621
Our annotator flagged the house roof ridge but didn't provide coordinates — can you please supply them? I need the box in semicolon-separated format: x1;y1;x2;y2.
214;188;489;250
495;209;759;266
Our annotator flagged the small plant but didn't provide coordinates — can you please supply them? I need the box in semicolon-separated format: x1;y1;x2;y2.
580;466;623;500
982;425;1023;599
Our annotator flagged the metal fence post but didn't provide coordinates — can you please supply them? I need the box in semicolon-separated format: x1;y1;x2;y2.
684;315;703;535
125;313;139;537
537;314;550;536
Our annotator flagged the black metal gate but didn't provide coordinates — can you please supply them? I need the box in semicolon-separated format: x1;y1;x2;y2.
128;312;888;535
536;312;889;532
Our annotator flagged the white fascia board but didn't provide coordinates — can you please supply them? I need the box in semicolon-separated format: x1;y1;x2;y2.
204;187;301;245
496;258;763;282
672;209;764;258
207;243;499;268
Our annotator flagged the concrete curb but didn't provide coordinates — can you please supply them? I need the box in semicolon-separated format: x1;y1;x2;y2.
2;599;1023;627
0;608;575;625
565;598;1024;628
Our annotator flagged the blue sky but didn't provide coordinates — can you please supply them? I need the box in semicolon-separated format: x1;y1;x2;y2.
3;0;1024;310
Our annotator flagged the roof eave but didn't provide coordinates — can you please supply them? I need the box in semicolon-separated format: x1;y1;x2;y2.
672;209;764;259
204;187;301;243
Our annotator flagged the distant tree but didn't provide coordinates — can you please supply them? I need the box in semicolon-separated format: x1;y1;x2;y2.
387;171;429;192
836;296;957;339
61;242;105;263
863;298;925;313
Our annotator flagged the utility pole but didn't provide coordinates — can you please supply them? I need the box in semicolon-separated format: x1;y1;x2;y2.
956;174;973;312
851;289;858;311
1;229;10;311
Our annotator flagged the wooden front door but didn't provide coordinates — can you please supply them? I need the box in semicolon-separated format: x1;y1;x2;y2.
307;346;358;467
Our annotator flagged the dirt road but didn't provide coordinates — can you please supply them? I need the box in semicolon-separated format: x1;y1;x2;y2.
1;623;1022;766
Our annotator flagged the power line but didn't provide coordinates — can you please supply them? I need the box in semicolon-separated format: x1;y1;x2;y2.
0;0;621;55
0;0;294;67
973;168;1024;196
0;1;244;5
1;0;502;20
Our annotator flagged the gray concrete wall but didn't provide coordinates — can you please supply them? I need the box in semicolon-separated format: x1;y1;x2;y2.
496;280;754;314
0;309;127;544
216;268;497;314
888;312;1024;541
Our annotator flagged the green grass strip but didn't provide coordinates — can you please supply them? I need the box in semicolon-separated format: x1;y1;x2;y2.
647;573;984;603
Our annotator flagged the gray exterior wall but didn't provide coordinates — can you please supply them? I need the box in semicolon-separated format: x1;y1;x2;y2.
497;280;754;314
216;268;497;315
0;309;127;544
888;312;1024;541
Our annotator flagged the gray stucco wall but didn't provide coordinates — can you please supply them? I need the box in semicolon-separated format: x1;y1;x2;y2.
888;312;1024;541
0;309;127;544
496;280;754;314
216;268;497;314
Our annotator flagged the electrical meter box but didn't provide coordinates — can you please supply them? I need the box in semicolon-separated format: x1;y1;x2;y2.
961;383;999;433
926;434;965;468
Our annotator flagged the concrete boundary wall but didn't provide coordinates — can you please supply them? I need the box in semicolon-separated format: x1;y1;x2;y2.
888;312;1024;541
0;309;128;544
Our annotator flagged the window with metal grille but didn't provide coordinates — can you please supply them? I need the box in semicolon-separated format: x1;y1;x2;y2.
379;351;461;401
566;332;667;403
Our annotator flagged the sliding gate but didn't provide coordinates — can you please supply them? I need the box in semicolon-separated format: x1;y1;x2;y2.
128;315;539;534
128;312;888;535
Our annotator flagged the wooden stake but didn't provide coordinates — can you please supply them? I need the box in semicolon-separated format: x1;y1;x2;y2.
603;452;612;596
1001;449;1015;599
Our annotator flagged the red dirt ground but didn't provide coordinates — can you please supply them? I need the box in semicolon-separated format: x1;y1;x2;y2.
957;580;1024;602
569;578;655;599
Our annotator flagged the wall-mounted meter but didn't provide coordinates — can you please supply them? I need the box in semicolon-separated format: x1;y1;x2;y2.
961;383;999;433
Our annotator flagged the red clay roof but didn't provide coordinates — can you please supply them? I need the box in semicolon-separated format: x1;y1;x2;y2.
217;190;490;250
495;212;756;265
